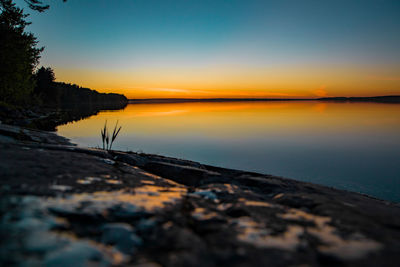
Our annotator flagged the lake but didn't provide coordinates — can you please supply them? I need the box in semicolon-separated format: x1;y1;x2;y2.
57;101;400;202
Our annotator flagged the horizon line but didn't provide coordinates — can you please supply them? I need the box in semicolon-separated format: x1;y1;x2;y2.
127;95;400;104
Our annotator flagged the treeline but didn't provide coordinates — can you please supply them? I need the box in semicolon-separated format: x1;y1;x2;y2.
0;0;127;110
53;82;128;110
34;66;127;110
317;96;400;103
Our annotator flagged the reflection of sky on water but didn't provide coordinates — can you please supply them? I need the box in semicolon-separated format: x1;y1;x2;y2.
58;102;400;202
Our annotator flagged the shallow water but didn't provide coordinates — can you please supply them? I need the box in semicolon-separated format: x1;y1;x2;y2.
57;101;400;202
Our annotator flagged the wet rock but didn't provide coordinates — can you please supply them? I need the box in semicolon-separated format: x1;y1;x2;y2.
136;218;157;233
143;161;220;186
101;223;142;254
44;242;107;267
0;196;106;266
25;231;69;253
112;151;148;168
138;152;205;169
235;174;288;194
275;194;319;209
111;204;150;220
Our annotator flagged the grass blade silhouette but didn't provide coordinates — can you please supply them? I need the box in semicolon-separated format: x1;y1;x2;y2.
100;120;122;151
109;120;122;150
105;129;109;150
101;120;107;150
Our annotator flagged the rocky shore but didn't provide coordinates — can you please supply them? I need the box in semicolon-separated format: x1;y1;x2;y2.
1;123;400;266
0;99;127;132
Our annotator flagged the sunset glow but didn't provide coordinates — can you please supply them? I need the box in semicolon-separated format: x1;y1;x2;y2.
54;65;400;99
21;0;400;98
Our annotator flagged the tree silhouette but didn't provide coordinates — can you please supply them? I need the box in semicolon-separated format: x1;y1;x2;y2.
22;0;67;12
34;66;56;102
23;0;49;12
0;0;42;104
35;66;55;85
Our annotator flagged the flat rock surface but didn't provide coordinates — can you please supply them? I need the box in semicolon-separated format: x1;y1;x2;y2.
1;124;400;266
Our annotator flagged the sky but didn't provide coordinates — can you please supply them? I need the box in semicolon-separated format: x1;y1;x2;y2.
16;0;400;98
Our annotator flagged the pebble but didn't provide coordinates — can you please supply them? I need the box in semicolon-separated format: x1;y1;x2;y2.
190;190;218;200
50;185;72;192
101;158;115;165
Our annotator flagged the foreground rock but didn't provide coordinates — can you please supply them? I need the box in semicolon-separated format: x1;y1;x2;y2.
0;124;399;266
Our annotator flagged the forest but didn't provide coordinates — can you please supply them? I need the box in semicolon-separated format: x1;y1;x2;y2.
0;0;127;108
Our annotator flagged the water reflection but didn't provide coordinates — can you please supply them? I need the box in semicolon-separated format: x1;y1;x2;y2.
58;102;400;202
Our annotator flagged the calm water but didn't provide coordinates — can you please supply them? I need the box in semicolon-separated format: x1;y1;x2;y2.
58;101;400;202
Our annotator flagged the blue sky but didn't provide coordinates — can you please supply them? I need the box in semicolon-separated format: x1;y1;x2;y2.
15;0;400;98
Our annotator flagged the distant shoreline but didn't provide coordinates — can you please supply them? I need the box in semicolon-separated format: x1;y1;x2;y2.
129;95;400;104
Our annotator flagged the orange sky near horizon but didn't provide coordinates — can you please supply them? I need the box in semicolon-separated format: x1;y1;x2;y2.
54;65;400;99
